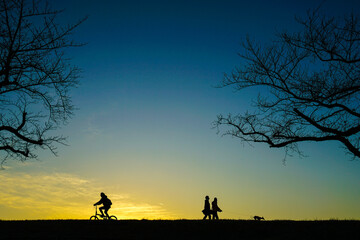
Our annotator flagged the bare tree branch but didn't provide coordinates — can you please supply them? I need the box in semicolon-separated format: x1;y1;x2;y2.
215;9;360;159
0;0;85;165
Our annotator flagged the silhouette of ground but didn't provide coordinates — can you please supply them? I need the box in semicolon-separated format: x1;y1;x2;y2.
0;220;359;239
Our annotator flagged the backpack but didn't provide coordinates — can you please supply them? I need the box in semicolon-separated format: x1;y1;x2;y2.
107;198;112;205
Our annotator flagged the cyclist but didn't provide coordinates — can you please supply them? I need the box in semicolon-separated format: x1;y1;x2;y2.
94;192;112;218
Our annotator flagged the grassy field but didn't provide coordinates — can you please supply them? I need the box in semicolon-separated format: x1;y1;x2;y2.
0;219;359;239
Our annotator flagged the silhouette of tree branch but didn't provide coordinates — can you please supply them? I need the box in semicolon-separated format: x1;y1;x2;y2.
215;9;360;159
0;0;86;166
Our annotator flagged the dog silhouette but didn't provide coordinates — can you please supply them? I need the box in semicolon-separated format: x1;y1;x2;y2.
253;216;265;221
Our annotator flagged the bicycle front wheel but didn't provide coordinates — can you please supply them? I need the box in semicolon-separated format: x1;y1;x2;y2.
109;215;117;220
90;215;99;220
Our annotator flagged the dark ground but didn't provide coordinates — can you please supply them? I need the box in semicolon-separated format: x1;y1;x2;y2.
0;220;359;240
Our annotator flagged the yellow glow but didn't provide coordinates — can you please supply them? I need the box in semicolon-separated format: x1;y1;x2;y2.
0;172;176;220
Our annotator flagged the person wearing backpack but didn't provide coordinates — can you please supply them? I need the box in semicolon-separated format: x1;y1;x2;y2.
94;192;112;218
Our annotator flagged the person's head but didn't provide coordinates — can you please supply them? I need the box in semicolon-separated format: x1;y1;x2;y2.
205;196;209;200
214;197;217;202
101;192;106;197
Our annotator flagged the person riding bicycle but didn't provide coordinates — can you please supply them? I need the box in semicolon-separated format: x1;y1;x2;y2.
94;192;112;218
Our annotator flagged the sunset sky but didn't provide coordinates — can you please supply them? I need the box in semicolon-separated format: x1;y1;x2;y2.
1;0;360;220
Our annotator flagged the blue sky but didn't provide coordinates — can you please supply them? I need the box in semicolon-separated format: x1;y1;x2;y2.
1;0;360;220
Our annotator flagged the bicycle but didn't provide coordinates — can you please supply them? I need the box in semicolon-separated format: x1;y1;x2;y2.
90;205;117;220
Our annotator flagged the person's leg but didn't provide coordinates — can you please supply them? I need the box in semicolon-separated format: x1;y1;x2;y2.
99;206;105;217
104;207;110;218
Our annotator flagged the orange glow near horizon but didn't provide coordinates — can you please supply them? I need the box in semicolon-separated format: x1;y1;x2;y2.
0;172;177;220
1;160;360;221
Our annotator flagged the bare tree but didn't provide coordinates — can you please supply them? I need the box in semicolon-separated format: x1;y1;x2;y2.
215;9;360;159
0;0;86;166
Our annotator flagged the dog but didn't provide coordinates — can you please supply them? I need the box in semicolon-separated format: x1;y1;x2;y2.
253;215;265;221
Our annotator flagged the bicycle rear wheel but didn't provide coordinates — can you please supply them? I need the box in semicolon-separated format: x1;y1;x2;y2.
90;215;99;220
109;215;117;220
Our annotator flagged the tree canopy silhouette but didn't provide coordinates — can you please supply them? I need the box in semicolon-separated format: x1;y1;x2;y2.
215;9;360;159
0;0;86;166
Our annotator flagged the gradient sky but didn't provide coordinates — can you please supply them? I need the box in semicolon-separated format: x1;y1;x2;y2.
1;0;360;220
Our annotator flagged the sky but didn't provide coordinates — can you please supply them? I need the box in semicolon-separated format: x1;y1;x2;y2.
1;0;360;220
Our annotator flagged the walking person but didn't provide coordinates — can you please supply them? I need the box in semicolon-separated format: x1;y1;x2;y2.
202;195;211;220
211;197;222;220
